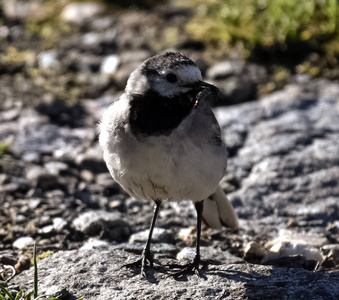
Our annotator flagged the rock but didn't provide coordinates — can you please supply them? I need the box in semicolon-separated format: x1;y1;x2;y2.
75;72;110;98
263;255;318;271
0;251;17;265
22;152;40;163
0;26;10;39
100;55;120;75
206;62;267;105
0;178;30;195
82;32;102;46
61;2;105;24
113;50;153;87
177;247;244;265
0;108;20;122
36;99;87;128
108;198;125;212
113;242;177;256
38;218;67;234
80;238;111;250
62;29;118;56
75;54;103;73
95;172;122;196
263;240;323;265
178;226;196;244
11;121;94;160
207;61;244;80
266;229;328;249
321;244;339;264
213;76;257;106
2;0;45;19
221;81;339;222
326;221;339;234
35;173;60;192
91;16;117;32
72;210;131;242
15;255;31;273
73;210;119;233
13;237;34;250
11;249;339;299
129;228;174;244
44;161;68;176
75;146;107;174
80;169;95;182
38;51;59;70
244;241;268;262
82;95;117;123
28;198;41;210
262;229;327;268
221;122;247;156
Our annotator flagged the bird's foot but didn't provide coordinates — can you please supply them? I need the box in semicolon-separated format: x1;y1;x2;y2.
121;249;155;278
167;255;206;278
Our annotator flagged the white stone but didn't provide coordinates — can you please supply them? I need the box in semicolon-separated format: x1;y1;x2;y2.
0;26;9;39
80;238;110;250
44;161;68;175
53;218;67;231
101;55;120;75
263;229;326;263
13;237;35;249
39;225;54;234
38;51;59;69
177;247;195;261
82;33;101;46
262;240;324;263
129;228;170;244
268;229;328;248
61;3;105;24
72;210;121;233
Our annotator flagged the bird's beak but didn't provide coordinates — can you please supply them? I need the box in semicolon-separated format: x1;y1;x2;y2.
183;81;219;108
184;80;218;93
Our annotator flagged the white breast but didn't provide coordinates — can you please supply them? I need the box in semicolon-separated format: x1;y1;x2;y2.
99;96;227;203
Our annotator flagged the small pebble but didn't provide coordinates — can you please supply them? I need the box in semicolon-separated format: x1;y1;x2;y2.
244;241;267;261
13;237;34;250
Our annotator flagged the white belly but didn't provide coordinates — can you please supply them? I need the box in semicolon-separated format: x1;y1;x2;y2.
105;137;224;202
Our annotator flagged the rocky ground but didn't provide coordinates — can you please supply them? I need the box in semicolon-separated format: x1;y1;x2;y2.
0;1;339;300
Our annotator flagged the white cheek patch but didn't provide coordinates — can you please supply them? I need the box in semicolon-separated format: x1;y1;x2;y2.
134;65;203;98
154;66;202;97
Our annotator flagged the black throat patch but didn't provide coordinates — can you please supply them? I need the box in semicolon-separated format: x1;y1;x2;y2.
129;90;195;137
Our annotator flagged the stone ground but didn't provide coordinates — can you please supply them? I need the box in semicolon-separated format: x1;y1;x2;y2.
0;1;339;299
10;250;339;300
3;79;339;299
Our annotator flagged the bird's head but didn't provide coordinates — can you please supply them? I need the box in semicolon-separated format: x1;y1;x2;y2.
126;52;218;102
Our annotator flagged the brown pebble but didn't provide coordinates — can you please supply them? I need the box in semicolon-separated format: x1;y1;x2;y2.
15;255;31;273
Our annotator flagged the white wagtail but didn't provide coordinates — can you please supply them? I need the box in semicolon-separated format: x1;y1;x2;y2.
99;52;238;278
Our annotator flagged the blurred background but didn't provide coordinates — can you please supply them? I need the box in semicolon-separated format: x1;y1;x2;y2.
0;0;338;109
0;0;339;287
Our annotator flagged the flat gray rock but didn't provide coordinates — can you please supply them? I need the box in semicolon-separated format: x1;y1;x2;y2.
11;249;339;300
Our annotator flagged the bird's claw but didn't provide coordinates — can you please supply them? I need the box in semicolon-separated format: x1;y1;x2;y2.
121;249;154;278
167;256;203;279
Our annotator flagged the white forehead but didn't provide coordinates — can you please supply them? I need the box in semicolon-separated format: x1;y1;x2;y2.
161;65;202;83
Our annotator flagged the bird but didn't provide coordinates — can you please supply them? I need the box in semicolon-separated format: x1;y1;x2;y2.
99;51;238;278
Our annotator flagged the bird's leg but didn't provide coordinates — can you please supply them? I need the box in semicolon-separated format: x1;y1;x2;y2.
122;200;162;278
168;200;204;278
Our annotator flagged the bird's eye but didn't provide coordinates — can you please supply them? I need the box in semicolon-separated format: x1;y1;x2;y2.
166;73;177;83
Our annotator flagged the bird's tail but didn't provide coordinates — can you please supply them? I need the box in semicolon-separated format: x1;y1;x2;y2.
202;186;238;230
